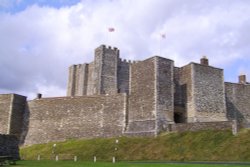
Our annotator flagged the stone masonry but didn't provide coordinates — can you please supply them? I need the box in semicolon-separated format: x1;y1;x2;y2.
0;44;250;145
225;80;250;127
25;94;126;145
0;94;26;142
0;134;20;159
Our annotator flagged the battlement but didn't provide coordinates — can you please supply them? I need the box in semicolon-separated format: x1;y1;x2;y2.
132;60;140;64
95;44;120;55
119;58;129;63
120;59;140;64
69;63;89;68
119;58;133;64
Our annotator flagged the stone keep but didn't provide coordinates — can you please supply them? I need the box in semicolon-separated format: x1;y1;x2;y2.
0;44;250;145
67;45;125;96
67;45;228;127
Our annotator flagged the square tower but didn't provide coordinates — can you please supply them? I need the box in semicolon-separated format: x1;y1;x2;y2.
67;45;120;96
94;45;119;95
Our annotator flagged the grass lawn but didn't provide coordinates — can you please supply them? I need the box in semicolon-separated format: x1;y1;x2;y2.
21;130;250;162
11;160;250;167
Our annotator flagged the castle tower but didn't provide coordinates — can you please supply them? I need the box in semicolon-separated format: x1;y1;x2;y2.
67;64;88;96
93;45;119;95
126;56;174;136
67;45;120;96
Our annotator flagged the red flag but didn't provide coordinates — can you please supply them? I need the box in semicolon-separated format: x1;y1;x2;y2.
108;27;115;32
161;33;166;39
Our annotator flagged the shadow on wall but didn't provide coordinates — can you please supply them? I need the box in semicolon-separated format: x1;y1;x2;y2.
0;135;20;160
19;102;30;145
226;97;245;125
174;83;187;123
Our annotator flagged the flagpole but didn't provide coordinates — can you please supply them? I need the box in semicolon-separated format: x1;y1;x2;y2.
106;30;109;45
160;33;166;56
160;38;162;56
107;27;115;46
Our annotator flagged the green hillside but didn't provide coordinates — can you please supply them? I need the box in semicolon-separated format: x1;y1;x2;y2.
20;129;250;162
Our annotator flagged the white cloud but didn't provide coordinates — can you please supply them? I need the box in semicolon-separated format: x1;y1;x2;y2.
1;0;250;98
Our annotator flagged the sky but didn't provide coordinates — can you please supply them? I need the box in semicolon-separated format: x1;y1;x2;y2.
0;0;250;99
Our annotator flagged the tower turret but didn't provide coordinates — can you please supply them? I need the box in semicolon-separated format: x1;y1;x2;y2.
239;74;246;84
200;56;209;66
94;45;119;95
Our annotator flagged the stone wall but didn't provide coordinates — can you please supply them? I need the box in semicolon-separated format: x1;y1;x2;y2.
170;121;232;132
67;65;77;96
99;46;119;95
25;94;126;145
91;45;119;95
86;62;95;95
9;94;27;140
225;82;250;125
118;59;130;94
0;134;19;159
155;57;174;132
0;94;26;140
94;45;104;95
67;64;89;96
126;58;156;134
192;63;227;122
75;64;88;96
174;64;193;122
0;94;11;134
174;67;182;107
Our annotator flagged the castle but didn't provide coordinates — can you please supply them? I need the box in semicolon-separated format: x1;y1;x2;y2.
0;44;250;146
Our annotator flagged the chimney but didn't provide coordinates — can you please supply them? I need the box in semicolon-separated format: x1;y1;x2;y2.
239;74;246;84
37;93;42;99
200;56;209;66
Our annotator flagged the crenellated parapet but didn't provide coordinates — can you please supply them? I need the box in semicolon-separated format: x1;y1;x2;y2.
119;58;140;64
95;44;120;56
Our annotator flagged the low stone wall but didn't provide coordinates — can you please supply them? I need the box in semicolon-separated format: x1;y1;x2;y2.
170;121;233;132
25;94;126;145
124;131;156;137
126;120;156;132
0;134;19;159
124;121;235;137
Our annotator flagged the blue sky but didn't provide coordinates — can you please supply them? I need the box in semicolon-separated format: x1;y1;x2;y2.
0;0;81;13
0;0;250;99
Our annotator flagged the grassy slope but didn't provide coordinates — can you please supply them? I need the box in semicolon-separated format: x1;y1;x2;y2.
20;129;250;161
